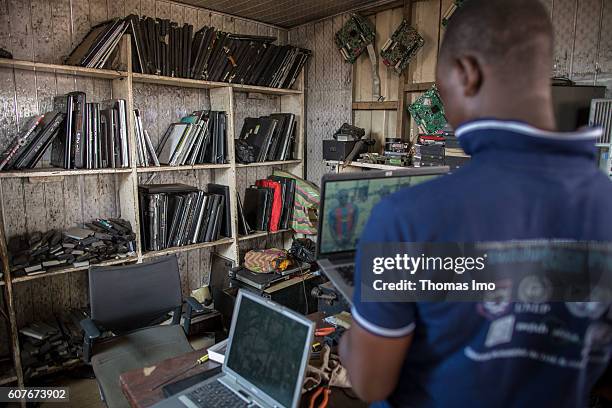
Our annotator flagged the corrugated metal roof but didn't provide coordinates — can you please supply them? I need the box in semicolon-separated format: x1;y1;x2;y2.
174;0;385;28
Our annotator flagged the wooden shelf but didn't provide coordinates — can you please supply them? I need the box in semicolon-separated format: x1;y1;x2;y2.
132;72;223;89
10;256;138;284
405;82;435;93
326;160;410;171
0;58;127;80
236;159;302;168
231;83;303;96
136;164;231;173
132;72;303;95
26;358;82;381
352;101;399;110
141;238;234;259
0;31;306;388
0;374;17;385
0;167;133;178
0;370;17;385
238;229;292;242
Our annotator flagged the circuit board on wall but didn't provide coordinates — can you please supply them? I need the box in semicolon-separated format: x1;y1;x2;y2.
381;19;424;74
334;13;376;64
408;85;448;134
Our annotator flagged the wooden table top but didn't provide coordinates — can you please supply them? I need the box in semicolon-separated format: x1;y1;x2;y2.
119;349;221;408
119;312;366;408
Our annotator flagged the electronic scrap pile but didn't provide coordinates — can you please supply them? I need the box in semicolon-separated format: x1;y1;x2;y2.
8;218;136;278
408;85;448;167
19;309;89;379
407;85;469;169
356;137;412;167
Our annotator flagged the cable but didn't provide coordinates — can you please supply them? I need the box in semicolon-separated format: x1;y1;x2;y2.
298;262;309;315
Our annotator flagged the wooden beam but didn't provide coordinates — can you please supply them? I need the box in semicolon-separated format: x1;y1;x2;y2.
405;81;435;92
0;181;24;389
362;0;405;16
352;101;399;110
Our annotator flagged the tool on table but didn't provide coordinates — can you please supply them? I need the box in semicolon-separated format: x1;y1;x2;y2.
315;327;336;337
309;384;331;408
150;354;209;391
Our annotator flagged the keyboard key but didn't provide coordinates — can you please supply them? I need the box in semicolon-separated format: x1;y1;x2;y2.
184;380;249;408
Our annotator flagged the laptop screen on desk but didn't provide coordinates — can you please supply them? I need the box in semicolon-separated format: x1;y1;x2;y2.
318;168;447;257
225;294;310;408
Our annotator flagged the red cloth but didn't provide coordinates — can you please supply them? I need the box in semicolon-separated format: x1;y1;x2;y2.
256;179;282;232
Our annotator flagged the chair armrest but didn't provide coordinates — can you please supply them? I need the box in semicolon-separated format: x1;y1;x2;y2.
182;297;207;334
80;318;101;363
185;296;205;313
80;318;101;340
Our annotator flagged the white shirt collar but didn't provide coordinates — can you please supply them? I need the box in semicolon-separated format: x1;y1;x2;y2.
455;120;603;141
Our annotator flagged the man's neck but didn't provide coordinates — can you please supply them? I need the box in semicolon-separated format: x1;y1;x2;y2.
477;88;556;131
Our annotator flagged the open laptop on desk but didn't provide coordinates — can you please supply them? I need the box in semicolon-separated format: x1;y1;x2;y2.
152;290;315;408
316;167;449;304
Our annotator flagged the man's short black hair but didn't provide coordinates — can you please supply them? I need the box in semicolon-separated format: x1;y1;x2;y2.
440;0;553;74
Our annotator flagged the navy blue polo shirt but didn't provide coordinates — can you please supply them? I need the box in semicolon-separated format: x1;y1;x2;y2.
352;119;612;408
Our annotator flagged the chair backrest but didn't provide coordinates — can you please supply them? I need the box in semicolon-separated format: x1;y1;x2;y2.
89;256;183;333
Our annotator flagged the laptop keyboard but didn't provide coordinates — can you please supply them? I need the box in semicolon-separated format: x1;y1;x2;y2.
337;264;355;286
181;380;249;408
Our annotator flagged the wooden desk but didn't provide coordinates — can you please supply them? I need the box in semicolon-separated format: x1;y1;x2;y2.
120;313;366;408
120;349;220;407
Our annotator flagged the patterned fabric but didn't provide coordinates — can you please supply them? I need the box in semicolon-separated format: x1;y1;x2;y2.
272;170;320;235
244;248;287;273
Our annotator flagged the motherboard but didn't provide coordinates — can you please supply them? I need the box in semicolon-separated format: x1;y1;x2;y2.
381;19;424;74
408;85;448;134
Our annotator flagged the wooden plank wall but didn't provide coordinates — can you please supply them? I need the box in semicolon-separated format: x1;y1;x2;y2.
289;0;612;183
288;15;353;185
0;0;288;344
353;8;404;154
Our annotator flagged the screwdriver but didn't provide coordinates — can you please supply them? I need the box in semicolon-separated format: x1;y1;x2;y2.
150;354;209;391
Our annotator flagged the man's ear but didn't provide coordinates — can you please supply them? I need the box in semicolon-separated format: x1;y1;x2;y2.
455;55;483;97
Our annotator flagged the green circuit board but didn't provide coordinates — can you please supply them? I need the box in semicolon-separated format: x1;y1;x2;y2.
408;85;448;134
334;13;376;64
380;19;424;74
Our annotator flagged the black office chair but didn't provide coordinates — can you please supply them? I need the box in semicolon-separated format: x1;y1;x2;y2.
80;256;205;408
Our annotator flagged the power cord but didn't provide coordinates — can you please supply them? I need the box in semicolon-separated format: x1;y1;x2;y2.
298;262;309;315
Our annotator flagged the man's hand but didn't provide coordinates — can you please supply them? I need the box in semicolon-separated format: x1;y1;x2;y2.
339;322;413;402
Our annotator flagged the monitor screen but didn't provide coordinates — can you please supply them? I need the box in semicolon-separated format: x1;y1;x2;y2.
319;173;440;255
225;295;309;407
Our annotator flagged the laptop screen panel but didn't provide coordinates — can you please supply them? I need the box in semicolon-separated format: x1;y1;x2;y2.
225;294;310;408
318;172;444;257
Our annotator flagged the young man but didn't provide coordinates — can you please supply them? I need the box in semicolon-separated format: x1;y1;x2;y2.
339;0;612;406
